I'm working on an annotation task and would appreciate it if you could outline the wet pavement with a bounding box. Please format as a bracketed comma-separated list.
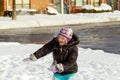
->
[77, 26, 120, 54]
[0, 22, 120, 54]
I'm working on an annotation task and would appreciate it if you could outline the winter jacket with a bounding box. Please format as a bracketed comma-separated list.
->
[30, 33, 80, 75]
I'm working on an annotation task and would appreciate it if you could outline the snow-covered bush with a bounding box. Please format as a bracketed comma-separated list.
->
[81, 3, 112, 13]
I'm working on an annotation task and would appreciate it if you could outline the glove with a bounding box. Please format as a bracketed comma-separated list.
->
[23, 54, 37, 62]
[48, 65, 59, 73]
[23, 57, 32, 62]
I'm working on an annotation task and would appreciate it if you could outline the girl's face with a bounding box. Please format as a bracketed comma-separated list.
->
[57, 35, 67, 46]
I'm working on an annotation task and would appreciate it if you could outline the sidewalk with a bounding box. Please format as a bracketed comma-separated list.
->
[0, 11, 120, 29]
[0, 21, 120, 34]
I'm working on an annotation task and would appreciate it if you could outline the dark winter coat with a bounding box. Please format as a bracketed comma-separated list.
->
[33, 34, 80, 75]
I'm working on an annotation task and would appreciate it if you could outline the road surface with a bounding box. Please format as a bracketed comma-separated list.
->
[0, 21, 120, 54]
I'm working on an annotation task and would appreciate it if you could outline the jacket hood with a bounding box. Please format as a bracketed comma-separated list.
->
[67, 33, 80, 46]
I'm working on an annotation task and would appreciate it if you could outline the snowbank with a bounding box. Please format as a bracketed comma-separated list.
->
[82, 3, 112, 11]
[0, 42, 120, 80]
[0, 10, 120, 29]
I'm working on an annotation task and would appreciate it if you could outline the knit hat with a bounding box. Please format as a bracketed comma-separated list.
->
[58, 27, 73, 43]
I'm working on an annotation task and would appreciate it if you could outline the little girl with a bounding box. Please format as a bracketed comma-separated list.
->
[24, 27, 79, 80]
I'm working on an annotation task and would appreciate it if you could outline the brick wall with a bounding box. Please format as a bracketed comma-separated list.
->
[30, 0, 50, 13]
[87, 0, 91, 4]
[100, 0, 107, 3]
[4, 0, 13, 10]
[118, 0, 120, 10]
[4, 0, 6, 11]
[3, 0, 120, 15]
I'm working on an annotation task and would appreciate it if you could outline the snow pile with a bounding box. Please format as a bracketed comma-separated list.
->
[0, 42, 120, 80]
[95, 3, 112, 11]
[46, 6, 60, 15]
[82, 5, 94, 10]
[82, 3, 112, 11]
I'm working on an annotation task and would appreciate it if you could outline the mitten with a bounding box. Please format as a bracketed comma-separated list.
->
[48, 65, 59, 73]
[23, 57, 32, 62]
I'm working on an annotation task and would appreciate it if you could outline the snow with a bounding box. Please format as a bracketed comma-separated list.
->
[0, 5, 120, 29]
[0, 42, 120, 80]
[82, 3, 112, 11]
[46, 6, 60, 15]
[0, 4, 120, 80]
[82, 5, 95, 10]
[96, 3, 112, 11]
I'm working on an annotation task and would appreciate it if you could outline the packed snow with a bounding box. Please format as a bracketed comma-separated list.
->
[0, 42, 120, 80]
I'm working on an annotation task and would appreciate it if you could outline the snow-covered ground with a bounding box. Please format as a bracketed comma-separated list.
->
[0, 10, 120, 29]
[0, 42, 120, 80]
[0, 3, 120, 80]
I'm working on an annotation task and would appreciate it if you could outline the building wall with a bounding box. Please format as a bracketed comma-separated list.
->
[4, 0, 51, 13]
[100, 0, 107, 3]
[8, 0, 12, 9]
[87, 0, 107, 4]
[30, 0, 50, 13]
[118, 0, 120, 10]
[4, 0, 7, 11]
[4, 0, 11, 11]
[4, 0, 12, 15]
[4, 0, 13, 10]
[3, 0, 120, 15]
[87, 0, 91, 4]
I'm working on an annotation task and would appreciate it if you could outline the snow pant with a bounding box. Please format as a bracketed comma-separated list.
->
[53, 73, 75, 80]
